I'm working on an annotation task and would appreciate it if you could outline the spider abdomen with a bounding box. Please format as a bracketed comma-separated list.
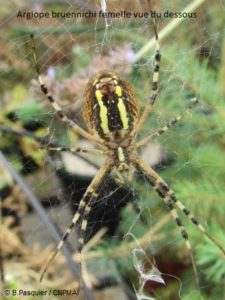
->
[83, 71, 139, 142]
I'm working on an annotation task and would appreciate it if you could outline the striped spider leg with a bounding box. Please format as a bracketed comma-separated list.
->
[40, 160, 114, 282]
[135, 98, 199, 149]
[0, 123, 104, 159]
[39, 145, 105, 156]
[130, 18, 161, 139]
[31, 34, 106, 149]
[133, 154, 225, 286]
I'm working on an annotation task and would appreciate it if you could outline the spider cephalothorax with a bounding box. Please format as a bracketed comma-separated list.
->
[83, 71, 139, 146]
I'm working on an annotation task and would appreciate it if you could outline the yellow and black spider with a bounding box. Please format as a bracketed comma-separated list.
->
[31, 20, 225, 285]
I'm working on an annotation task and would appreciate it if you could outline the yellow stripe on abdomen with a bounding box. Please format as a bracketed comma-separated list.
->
[95, 90, 109, 134]
[117, 97, 129, 130]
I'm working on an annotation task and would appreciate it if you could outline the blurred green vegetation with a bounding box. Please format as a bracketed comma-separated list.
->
[1, 1, 225, 299]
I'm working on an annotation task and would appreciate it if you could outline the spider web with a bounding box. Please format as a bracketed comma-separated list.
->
[1, 0, 225, 299]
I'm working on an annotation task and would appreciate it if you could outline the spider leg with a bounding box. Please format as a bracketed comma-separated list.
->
[133, 155, 225, 285]
[133, 155, 199, 285]
[40, 160, 113, 282]
[0, 124, 103, 169]
[39, 145, 105, 155]
[31, 34, 105, 148]
[135, 98, 198, 149]
[130, 19, 161, 139]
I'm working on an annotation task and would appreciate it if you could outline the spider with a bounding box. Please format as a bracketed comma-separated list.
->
[30, 20, 225, 286]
